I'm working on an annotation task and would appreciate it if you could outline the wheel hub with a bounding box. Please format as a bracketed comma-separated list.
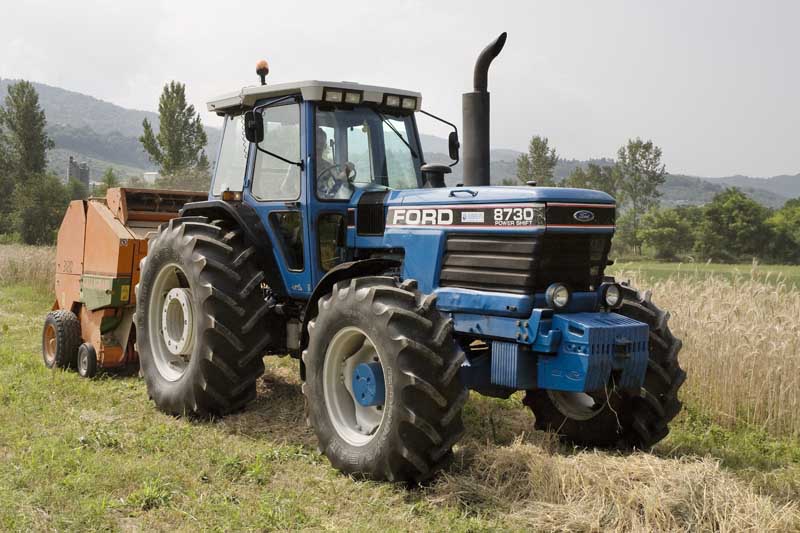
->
[352, 362, 385, 407]
[148, 264, 195, 382]
[161, 288, 194, 356]
[322, 327, 386, 446]
[43, 324, 56, 364]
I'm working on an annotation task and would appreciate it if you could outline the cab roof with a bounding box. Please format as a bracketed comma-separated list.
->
[206, 80, 422, 115]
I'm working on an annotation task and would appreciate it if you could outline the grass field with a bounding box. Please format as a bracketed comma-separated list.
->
[609, 260, 800, 287]
[1, 244, 800, 531]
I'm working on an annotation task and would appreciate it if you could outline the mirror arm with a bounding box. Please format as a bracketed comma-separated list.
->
[255, 144, 304, 170]
[419, 109, 460, 167]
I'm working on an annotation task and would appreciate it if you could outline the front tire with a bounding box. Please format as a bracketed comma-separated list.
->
[135, 216, 271, 417]
[303, 277, 467, 482]
[525, 286, 685, 448]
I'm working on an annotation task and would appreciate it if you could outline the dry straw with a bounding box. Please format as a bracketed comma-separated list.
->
[0, 244, 55, 288]
[429, 437, 800, 532]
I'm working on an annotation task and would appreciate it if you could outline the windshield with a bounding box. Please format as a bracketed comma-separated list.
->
[315, 106, 422, 200]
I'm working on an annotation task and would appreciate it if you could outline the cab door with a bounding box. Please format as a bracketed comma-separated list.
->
[242, 98, 313, 299]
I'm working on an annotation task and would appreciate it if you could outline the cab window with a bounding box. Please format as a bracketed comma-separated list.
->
[212, 114, 247, 196]
[315, 106, 422, 201]
[251, 104, 301, 201]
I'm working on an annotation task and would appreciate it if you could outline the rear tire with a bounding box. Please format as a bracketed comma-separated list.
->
[303, 277, 467, 482]
[525, 286, 685, 448]
[42, 310, 80, 369]
[135, 216, 271, 417]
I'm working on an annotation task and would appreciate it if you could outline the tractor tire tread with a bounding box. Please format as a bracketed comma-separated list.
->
[136, 215, 271, 418]
[304, 277, 466, 482]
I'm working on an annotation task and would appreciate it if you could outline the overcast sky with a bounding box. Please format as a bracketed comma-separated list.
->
[1, 0, 797, 177]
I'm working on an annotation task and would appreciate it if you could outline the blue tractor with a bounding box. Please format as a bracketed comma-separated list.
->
[135, 34, 685, 482]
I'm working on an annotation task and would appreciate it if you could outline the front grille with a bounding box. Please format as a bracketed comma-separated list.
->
[356, 191, 388, 235]
[439, 233, 611, 294]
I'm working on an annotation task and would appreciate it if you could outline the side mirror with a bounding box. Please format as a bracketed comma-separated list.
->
[448, 131, 460, 162]
[244, 110, 264, 143]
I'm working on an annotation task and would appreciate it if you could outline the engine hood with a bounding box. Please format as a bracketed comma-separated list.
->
[383, 186, 616, 207]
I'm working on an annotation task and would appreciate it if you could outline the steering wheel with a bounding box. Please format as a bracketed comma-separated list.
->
[318, 163, 357, 197]
[318, 163, 357, 182]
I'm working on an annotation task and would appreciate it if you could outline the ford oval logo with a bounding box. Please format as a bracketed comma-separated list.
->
[573, 209, 595, 222]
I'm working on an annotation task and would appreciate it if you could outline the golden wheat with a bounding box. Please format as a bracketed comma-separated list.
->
[620, 268, 800, 438]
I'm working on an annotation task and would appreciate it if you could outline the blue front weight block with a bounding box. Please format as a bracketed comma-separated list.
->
[352, 362, 385, 406]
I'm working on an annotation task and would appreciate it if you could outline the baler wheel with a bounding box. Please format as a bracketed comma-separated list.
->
[303, 277, 467, 482]
[525, 286, 685, 449]
[42, 310, 81, 369]
[135, 216, 270, 417]
[77, 343, 98, 378]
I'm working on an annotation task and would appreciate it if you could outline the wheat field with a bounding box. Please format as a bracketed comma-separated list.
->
[616, 267, 800, 438]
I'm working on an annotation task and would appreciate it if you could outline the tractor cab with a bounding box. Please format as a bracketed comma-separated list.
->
[207, 79, 441, 297]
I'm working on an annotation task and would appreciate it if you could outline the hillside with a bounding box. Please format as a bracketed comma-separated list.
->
[1, 78, 796, 206]
[0, 78, 220, 179]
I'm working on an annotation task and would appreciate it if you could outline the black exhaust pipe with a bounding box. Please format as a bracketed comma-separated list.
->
[462, 32, 507, 187]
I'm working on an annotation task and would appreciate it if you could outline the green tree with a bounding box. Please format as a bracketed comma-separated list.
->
[0, 129, 12, 234]
[563, 163, 623, 201]
[0, 81, 53, 176]
[640, 207, 695, 260]
[0, 81, 53, 234]
[766, 198, 800, 263]
[695, 188, 771, 262]
[612, 210, 638, 257]
[616, 138, 666, 254]
[516, 135, 558, 186]
[66, 178, 89, 200]
[13, 174, 68, 244]
[94, 168, 120, 196]
[140, 81, 208, 175]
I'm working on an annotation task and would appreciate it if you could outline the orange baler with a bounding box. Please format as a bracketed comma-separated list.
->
[42, 188, 206, 376]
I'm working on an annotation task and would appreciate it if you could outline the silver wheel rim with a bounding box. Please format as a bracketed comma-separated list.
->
[322, 327, 386, 447]
[79, 348, 88, 375]
[148, 263, 195, 382]
[548, 390, 605, 421]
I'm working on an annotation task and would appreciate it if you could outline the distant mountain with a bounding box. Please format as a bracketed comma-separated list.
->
[661, 174, 789, 208]
[706, 174, 800, 199]
[1, 78, 796, 206]
[421, 136, 795, 208]
[0, 78, 220, 179]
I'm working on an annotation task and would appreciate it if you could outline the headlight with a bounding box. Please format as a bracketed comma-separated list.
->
[545, 283, 570, 311]
[601, 283, 622, 308]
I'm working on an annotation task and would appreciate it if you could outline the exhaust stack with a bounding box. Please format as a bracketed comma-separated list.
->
[462, 32, 507, 187]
